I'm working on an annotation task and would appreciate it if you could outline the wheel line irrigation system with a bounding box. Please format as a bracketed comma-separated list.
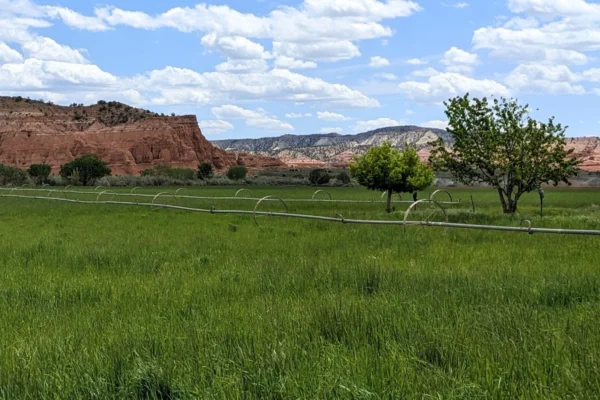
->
[1, 187, 599, 236]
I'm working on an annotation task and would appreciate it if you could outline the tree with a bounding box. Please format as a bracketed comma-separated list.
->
[349, 142, 434, 213]
[337, 171, 351, 185]
[60, 154, 111, 186]
[227, 166, 247, 180]
[429, 94, 581, 213]
[309, 169, 331, 185]
[198, 162, 214, 180]
[27, 163, 52, 185]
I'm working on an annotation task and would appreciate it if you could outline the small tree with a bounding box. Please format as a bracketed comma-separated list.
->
[350, 142, 434, 213]
[309, 169, 330, 185]
[429, 94, 581, 213]
[27, 163, 52, 185]
[336, 171, 351, 185]
[227, 166, 248, 180]
[60, 154, 111, 186]
[198, 162, 214, 180]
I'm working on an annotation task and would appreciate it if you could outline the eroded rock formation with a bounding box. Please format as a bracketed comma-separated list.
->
[0, 97, 284, 175]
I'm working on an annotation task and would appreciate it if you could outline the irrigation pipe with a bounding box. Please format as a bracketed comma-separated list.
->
[0, 188, 461, 205]
[1, 193, 600, 236]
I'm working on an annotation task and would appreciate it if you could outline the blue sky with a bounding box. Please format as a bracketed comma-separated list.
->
[1, 0, 599, 139]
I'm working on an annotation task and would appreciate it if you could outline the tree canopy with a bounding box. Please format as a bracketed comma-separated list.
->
[60, 154, 111, 186]
[27, 163, 52, 185]
[349, 142, 434, 213]
[429, 94, 580, 213]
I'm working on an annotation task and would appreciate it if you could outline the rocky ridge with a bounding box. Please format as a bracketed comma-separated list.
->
[0, 97, 284, 175]
[214, 127, 600, 171]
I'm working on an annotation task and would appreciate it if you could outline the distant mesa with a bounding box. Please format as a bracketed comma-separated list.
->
[212, 127, 600, 172]
[0, 97, 284, 175]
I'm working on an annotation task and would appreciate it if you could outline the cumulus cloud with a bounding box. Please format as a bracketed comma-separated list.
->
[21, 36, 88, 64]
[320, 127, 342, 133]
[407, 58, 428, 65]
[200, 119, 234, 134]
[215, 59, 269, 73]
[274, 56, 317, 70]
[0, 42, 24, 64]
[212, 104, 294, 131]
[201, 33, 271, 60]
[376, 73, 398, 80]
[353, 118, 401, 132]
[421, 120, 448, 129]
[285, 112, 312, 118]
[317, 111, 350, 121]
[273, 41, 360, 62]
[398, 72, 510, 103]
[369, 56, 390, 67]
[505, 64, 585, 94]
[441, 47, 479, 74]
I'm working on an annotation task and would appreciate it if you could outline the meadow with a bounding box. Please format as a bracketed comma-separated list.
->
[0, 186, 599, 399]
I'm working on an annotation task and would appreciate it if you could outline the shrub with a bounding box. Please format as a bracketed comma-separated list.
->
[60, 154, 111, 186]
[142, 164, 196, 181]
[198, 162, 214, 180]
[227, 166, 248, 180]
[336, 171, 351, 185]
[0, 164, 29, 186]
[309, 169, 330, 185]
[27, 163, 52, 185]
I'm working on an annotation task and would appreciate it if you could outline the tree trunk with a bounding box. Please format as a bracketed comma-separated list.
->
[386, 189, 393, 213]
[498, 188, 509, 213]
[498, 188, 520, 213]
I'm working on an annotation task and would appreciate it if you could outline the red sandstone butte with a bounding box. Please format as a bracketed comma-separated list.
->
[0, 97, 285, 175]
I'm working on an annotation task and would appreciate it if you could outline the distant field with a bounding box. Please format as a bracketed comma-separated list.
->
[0, 186, 599, 399]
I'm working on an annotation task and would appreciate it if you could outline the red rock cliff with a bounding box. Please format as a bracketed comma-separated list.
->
[0, 97, 285, 175]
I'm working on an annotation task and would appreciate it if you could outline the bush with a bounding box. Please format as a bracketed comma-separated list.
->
[0, 164, 29, 186]
[142, 164, 196, 181]
[27, 163, 52, 185]
[227, 166, 248, 180]
[60, 154, 111, 186]
[198, 162, 214, 180]
[336, 171, 351, 185]
[309, 169, 330, 185]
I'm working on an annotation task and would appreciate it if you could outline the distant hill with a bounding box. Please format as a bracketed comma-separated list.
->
[212, 126, 453, 168]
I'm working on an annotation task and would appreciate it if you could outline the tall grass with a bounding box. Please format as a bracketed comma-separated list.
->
[0, 187, 599, 398]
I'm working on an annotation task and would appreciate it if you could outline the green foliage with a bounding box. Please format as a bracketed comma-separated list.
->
[336, 171, 351, 185]
[141, 164, 196, 181]
[59, 154, 111, 186]
[198, 162, 214, 180]
[227, 166, 248, 180]
[0, 164, 28, 186]
[430, 94, 581, 213]
[27, 164, 52, 185]
[309, 169, 331, 185]
[349, 142, 434, 212]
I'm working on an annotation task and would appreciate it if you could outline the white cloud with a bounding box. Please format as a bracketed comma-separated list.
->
[317, 111, 350, 121]
[441, 47, 479, 74]
[0, 42, 24, 64]
[302, 0, 421, 21]
[421, 120, 448, 129]
[21, 36, 88, 64]
[201, 33, 270, 60]
[320, 127, 342, 133]
[212, 104, 294, 131]
[369, 56, 390, 67]
[506, 0, 599, 17]
[505, 64, 585, 94]
[43, 6, 109, 31]
[410, 67, 440, 77]
[353, 117, 401, 132]
[407, 58, 428, 65]
[285, 112, 312, 118]
[273, 41, 360, 62]
[376, 73, 398, 80]
[215, 59, 269, 73]
[200, 119, 234, 134]
[274, 56, 317, 70]
[399, 72, 510, 103]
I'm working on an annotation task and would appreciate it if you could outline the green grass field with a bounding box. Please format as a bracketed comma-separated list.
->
[0, 186, 599, 399]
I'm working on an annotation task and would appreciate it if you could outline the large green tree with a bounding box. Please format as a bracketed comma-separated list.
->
[60, 154, 111, 186]
[349, 142, 434, 213]
[27, 163, 52, 185]
[429, 94, 580, 213]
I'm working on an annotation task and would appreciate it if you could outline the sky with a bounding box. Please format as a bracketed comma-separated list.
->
[1, 0, 599, 139]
